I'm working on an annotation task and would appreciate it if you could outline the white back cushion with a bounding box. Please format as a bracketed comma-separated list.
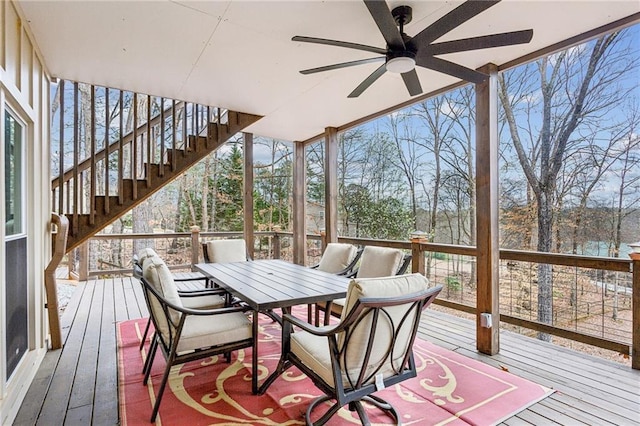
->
[317, 243, 357, 273]
[137, 247, 158, 266]
[291, 273, 430, 388]
[338, 273, 430, 383]
[206, 239, 247, 263]
[355, 246, 403, 278]
[143, 256, 183, 330]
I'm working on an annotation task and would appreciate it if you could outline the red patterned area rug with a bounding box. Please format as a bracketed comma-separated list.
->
[118, 311, 553, 425]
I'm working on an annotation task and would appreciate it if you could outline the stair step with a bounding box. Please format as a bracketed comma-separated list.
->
[94, 195, 121, 212]
[61, 110, 263, 252]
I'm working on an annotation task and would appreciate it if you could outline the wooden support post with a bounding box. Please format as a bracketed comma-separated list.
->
[411, 240, 425, 275]
[190, 226, 200, 270]
[475, 63, 500, 355]
[292, 141, 307, 265]
[243, 133, 255, 259]
[630, 253, 640, 369]
[324, 127, 338, 244]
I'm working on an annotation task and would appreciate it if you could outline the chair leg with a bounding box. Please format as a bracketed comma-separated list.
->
[306, 395, 400, 426]
[143, 334, 158, 382]
[314, 304, 321, 326]
[150, 346, 179, 422]
[351, 401, 372, 426]
[361, 395, 399, 424]
[323, 301, 333, 326]
[139, 317, 151, 350]
[306, 395, 343, 426]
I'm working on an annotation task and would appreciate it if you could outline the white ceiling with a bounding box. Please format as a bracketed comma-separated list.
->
[17, 0, 640, 142]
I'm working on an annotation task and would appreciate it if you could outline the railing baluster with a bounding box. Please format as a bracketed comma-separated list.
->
[104, 87, 110, 214]
[118, 90, 124, 205]
[183, 103, 188, 154]
[147, 94, 151, 187]
[160, 97, 165, 176]
[73, 83, 79, 224]
[171, 100, 176, 171]
[89, 85, 96, 225]
[58, 80, 65, 215]
[132, 92, 138, 200]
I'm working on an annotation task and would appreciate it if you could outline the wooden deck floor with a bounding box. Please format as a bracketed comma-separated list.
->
[13, 276, 640, 425]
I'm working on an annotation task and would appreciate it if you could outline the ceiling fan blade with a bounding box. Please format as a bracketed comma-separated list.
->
[402, 69, 422, 96]
[416, 55, 487, 84]
[348, 63, 387, 98]
[428, 30, 533, 55]
[300, 57, 385, 75]
[363, 0, 405, 50]
[412, 0, 501, 46]
[292, 36, 386, 55]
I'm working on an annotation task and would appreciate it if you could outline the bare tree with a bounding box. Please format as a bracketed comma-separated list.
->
[498, 31, 636, 339]
[386, 113, 424, 230]
[412, 97, 457, 240]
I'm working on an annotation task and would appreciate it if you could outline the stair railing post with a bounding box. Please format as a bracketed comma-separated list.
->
[78, 242, 89, 282]
[320, 230, 327, 252]
[630, 252, 640, 370]
[411, 238, 426, 275]
[191, 226, 201, 270]
[272, 231, 281, 260]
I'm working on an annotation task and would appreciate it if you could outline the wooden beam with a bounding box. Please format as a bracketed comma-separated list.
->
[243, 132, 255, 259]
[324, 127, 338, 244]
[292, 141, 307, 265]
[44, 214, 69, 349]
[475, 63, 500, 355]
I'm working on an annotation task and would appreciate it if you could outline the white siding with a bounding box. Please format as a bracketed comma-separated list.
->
[0, 1, 51, 424]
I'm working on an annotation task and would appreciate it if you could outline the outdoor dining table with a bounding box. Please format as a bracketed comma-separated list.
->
[194, 259, 351, 394]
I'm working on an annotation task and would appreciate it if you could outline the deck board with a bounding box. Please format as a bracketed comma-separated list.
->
[14, 276, 640, 425]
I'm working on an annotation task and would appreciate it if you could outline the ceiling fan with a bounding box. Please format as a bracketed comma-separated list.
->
[292, 0, 533, 98]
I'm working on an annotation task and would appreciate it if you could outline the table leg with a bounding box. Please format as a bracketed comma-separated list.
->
[258, 306, 292, 395]
[252, 310, 259, 394]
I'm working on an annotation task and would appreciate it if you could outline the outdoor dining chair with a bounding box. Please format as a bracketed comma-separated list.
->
[202, 238, 251, 263]
[311, 243, 362, 275]
[133, 248, 227, 352]
[263, 274, 442, 425]
[139, 255, 254, 422]
[316, 246, 411, 325]
[310, 243, 363, 323]
[202, 239, 252, 287]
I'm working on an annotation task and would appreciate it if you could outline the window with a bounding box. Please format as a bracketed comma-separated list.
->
[4, 109, 23, 236]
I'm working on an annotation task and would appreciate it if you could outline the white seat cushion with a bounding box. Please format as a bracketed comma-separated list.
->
[356, 246, 404, 278]
[291, 274, 430, 388]
[206, 239, 247, 263]
[317, 243, 357, 274]
[177, 311, 252, 354]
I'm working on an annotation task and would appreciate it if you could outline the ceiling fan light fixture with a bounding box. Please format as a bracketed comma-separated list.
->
[386, 56, 415, 73]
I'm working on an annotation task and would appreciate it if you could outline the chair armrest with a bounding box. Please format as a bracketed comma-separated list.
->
[143, 278, 248, 317]
[177, 288, 227, 297]
[282, 313, 337, 336]
[180, 304, 252, 316]
[174, 275, 208, 282]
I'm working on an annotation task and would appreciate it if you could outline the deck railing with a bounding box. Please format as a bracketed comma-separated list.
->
[67, 230, 638, 368]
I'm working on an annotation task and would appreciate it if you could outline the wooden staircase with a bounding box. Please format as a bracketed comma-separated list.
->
[51, 82, 261, 253]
